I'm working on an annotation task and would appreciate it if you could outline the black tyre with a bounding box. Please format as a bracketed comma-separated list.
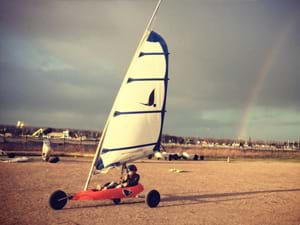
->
[145, 190, 160, 208]
[173, 154, 179, 160]
[168, 155, 173, 161]
[193, 154, 199, 160]
[7, 153, 15, 158]
[49, 190, 68, 210]
[49, 156, 60, 163]
[112, 199, 121, 205]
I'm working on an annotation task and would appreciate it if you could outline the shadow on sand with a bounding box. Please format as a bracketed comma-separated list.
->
[159, 188, 300, 208]
[63, 199, 145, 210]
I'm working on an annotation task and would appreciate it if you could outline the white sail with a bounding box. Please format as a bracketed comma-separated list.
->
[96, 30, 169, 169]
[83, 0, 166, 190]
[42, 138, 52, 161]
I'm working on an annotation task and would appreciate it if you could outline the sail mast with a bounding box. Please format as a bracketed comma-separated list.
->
[83, 0, 163, 191]
[134, 0, 162, 53]
[83, 127, 107, 190]
[145, 0, 162, 32]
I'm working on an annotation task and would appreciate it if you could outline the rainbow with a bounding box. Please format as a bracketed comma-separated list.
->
[237, 14, 297, 140]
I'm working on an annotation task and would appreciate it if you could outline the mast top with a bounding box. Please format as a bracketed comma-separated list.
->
[145, 0, 163, 32]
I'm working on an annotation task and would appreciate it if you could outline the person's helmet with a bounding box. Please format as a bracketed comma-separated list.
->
[127, 164, 137, 172]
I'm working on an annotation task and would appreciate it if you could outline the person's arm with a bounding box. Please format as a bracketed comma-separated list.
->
[116, 176, 128, 188]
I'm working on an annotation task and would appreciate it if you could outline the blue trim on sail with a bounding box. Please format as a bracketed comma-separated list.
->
[102, 142, 156, 154]
[95, 157, 104, 170]
[127, 77, 168, 83]
[147, 31, 169, 152]
[114, 110, 165, 117]
[148, 31, 169, 56]
[139, 52, 169, 57]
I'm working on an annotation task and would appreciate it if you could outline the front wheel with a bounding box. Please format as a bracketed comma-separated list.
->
[49, 190, 68, 210]
[145, 190, 160, 208]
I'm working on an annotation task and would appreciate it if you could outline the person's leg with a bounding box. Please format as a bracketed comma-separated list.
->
[97, 182, 111, 190]
[103, 182, 111, 187]
[107, 181, 118, 189]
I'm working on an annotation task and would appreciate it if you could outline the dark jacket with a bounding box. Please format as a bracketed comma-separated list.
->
[123, 173, 140, 187]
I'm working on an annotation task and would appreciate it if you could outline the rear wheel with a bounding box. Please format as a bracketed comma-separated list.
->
[112, 199, 121, 205]
[145, 190, 160, 208]
[49, 190, 68, 210]
[49, 156, 60, 163]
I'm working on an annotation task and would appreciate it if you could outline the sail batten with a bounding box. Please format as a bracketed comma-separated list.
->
[139, 52, 168, 57]
[114, 110, 165, 117]
[102, 142, 157, 154]
[127, 77, 167, 83]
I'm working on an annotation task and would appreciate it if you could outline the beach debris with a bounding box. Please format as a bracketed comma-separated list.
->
[169, 168, 187, 173]
[0, 149, 7, 156]
[0, 149, 28, 162]
[0, 156, 30, 163]
[0, 149, 15, 158]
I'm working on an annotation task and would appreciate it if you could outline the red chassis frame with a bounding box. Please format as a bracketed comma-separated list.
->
[71, 183, 144, 201]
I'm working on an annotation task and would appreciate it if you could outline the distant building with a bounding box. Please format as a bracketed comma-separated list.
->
[48, 132, 64, 139]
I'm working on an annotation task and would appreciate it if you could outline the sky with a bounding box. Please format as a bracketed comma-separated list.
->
[0, 0, 299, 141]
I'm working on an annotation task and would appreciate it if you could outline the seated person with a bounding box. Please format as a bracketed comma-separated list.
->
[100, 164, 140, 190]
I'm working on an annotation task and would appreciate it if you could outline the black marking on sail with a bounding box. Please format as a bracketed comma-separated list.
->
[114, 110, 164, 117]
[127, 77, 168, 83]
[139, 52, 169, 57]
[102, 142, 157, 153]
[141, 89, 156, 107]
